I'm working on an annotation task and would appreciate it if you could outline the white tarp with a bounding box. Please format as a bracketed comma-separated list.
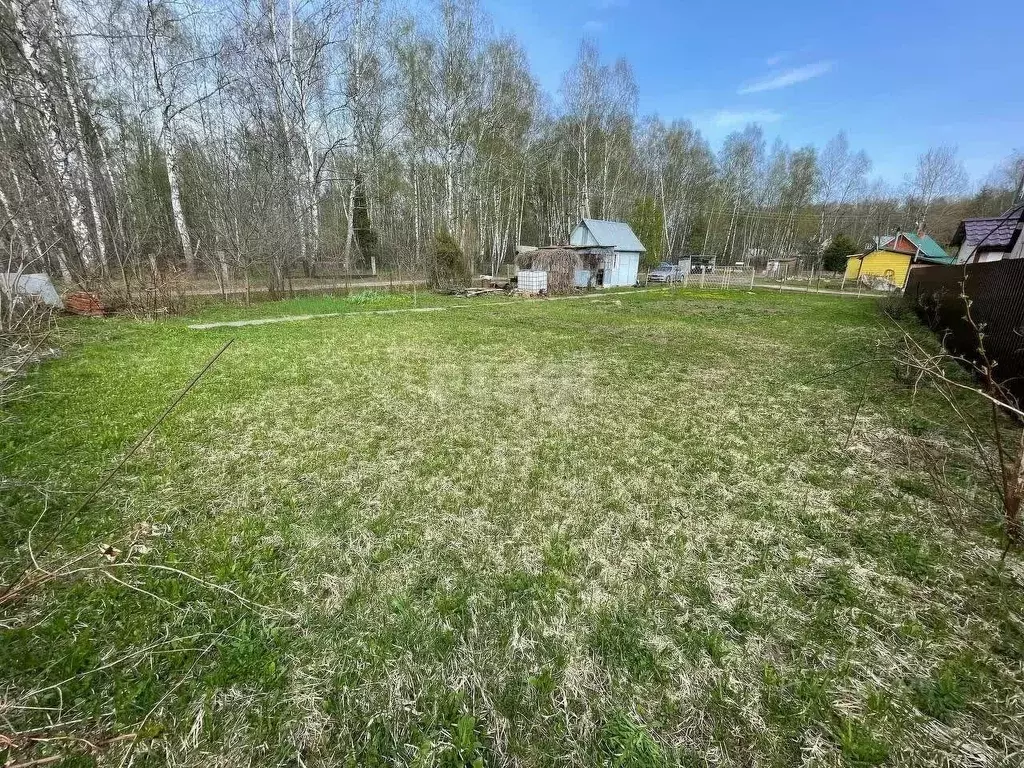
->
[1, 273, 63, 308]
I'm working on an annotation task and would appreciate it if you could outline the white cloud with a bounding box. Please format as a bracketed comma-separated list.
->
[765, 52, 788, 66]
[582, 19, 606, 34]
[594, 0, 627, 8]
[738, 61, 833, 94]
[708, 109, 783, 129]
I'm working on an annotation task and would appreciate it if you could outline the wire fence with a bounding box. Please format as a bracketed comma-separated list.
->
[637, 266, 896, 296]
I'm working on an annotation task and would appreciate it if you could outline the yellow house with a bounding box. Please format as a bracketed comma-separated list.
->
[844, 250, 912, 287]
[844, 232, 955, 289]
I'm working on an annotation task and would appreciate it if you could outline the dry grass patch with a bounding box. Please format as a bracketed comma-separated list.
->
[2, 288, 1023, 767]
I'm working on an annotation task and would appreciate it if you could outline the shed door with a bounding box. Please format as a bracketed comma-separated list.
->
[623, 252, 639, 285]
[611, 252, 638, 286]
[600, 253, 618, 286]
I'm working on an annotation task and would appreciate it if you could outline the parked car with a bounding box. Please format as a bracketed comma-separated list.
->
[648, 262, 687, 282]
[690, 257, 714, 274]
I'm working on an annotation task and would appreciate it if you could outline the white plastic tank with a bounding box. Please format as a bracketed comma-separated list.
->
[518, 270, 548, 294]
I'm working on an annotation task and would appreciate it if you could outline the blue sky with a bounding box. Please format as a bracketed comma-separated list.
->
[482, 0, 1023, 187]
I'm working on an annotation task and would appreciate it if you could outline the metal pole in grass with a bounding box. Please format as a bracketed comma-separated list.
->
[806, 266, 813, 292]
[749, 266, 755, 289]
[844, 384, 869, 450]
[683, 268, 689, 288]
[0, 338, 236, 601]
[699, 267, 705, 289]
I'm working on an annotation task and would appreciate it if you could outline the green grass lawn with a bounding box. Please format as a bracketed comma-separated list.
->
[3, 288, 1023, 766]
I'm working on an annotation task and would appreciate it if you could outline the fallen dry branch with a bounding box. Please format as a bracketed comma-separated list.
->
[3, 732, 138, 768]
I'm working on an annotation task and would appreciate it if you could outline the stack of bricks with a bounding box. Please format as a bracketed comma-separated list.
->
[64, 291, 108, 316]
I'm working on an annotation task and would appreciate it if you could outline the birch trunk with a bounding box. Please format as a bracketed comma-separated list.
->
[412, 159, 421, 270]
[302, 133, 318, 271]
[343, 177, 357, 276]
[9, 0, 94, 274]
[161, 131, 194, 274]
[266, 0, 306, 274]
[0, 119, 48, 270]
[0, 182, 45, 270]
[580, 121, 591, 218]
[444, 134, 456, 233]
[49, 0, 106, 274]
[516, 164, 526, 248]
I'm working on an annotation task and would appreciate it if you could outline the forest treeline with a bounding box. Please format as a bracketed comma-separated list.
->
[2, 0, 1022, 293]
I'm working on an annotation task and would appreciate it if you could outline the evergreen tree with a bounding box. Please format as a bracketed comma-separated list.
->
[629, 195, 665, 267]
[351, 174, 380, 272]
[822, 233, 859, 272]
[428, 229, 468, 289]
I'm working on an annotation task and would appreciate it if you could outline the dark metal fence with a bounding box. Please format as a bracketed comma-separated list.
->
[905, 260, 1024, 402]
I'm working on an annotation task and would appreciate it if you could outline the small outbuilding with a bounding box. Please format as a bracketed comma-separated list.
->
[844, 231, 954, 290]
[764, 257, 798, 278]
[516, 247, 601, 293]
[569, 218, 645, 287]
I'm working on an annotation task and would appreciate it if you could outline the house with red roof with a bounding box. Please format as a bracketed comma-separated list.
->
[844, 229, 954, 290]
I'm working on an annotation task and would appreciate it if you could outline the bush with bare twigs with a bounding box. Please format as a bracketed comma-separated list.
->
[885, 294, 1024, 553]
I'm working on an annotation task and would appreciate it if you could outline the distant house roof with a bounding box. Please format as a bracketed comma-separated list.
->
[875, 231, 954, 264]
[951, 204, 1024, 249]
[902, 232, 953, 263]
[577, 218, 647, 252]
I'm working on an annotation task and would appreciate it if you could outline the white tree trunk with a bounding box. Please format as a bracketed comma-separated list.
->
[580, 121, 591, 218]
[444, 135, 456, 233]
[412, 157, 421, 270]
[49, 0, 106, 273]
[9, 0, 94, 274]
[343, 177, 357, 275]
[0, 181, 49, 272]
[161, 133, 194, 274]
[0, 123, 48, 271]
[302, 133, 318, 261]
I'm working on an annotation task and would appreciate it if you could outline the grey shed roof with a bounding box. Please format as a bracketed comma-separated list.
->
[579, 218, 646, 252]
[952, 204, 1024, 249]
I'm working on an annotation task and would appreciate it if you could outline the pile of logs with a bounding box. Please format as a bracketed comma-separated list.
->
[448, 286, 509, 297]
[64, 291, 108, 316]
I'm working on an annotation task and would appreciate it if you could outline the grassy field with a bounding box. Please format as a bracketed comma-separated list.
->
[2, 288, 1023, 767]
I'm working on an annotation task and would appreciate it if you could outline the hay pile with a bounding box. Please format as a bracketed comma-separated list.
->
[516, 247, 600, 294]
